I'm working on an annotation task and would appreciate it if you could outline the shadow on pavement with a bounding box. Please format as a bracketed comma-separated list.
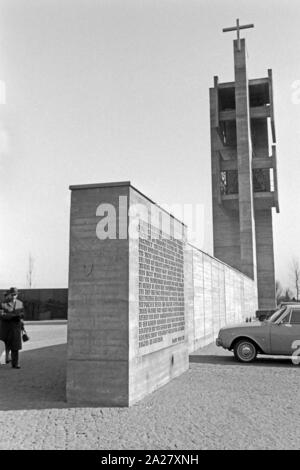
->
[0, 344, 68, 411]
[0, 344, 131, 411]
[1, 343, 296, 411]
[189, 353, 295, 368]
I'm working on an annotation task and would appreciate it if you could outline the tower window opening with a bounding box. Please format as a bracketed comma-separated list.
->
[249, 83, 270, 107]
[252, 168, 271, 192]
[220, 170, 238, 195]
[220, 121, 237, 147]
[219, 87, 236, 111]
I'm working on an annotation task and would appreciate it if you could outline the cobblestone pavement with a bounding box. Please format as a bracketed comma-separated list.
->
[0, 324, 299, 450]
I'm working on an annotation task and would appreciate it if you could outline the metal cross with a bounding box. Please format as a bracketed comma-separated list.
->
[223, 19, 254, 50]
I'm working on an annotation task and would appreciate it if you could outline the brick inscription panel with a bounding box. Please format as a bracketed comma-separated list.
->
[138, 220, 185, 354]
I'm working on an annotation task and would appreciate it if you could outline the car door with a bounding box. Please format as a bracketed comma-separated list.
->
[270, 308, 300, 355]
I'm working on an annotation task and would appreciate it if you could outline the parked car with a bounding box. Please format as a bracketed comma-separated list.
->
[216, 302, 300, 362]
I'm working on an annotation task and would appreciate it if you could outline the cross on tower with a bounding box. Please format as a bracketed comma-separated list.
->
[223, 19, 254, 50]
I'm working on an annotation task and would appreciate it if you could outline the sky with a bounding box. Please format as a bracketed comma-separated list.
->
[0, 0, 299, 291]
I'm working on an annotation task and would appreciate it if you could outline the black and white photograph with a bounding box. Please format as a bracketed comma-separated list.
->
[0, 0, 299, 453]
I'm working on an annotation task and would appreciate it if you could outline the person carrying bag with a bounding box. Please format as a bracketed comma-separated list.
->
[0, 291, 12, 363]
[0, 287, 26, 369]
[22, 325, 29, 343]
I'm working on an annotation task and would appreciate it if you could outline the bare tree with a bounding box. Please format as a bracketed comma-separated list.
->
[26, 253, 34, 288]
[291, 258, 300, 301]
[282, 288, 293, 302]
[275, 280, 283, 305]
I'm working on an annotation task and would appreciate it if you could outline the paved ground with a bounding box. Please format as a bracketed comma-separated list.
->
[0, 323, 299, 450]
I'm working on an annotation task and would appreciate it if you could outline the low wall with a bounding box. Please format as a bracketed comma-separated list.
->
[185, 245, 258, 353]
[0, 289, 68, 320]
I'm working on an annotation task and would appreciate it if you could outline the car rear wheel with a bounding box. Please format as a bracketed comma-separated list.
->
[234, 339, 257, 363]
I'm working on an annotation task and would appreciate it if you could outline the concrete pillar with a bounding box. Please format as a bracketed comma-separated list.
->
[234, 38, 256, 280]
[66, 183, 130, 406]
[255, 209, 276, 309]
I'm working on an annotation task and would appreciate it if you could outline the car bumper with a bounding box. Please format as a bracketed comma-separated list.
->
[216, 338, 222, 347]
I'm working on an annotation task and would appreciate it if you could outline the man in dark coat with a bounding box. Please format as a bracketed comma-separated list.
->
[0, 291, 12, 363]
[0, 287, 25, 369]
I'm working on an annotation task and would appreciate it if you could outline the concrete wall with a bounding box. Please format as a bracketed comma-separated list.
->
[128, 186, 189, 405]
[67, 183, 130, 406]
[186, 244, 258, 353]
[67, 182, 189, 406]
[67, 181, 258, 406]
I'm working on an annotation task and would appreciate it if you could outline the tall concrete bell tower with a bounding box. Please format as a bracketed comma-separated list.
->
[210, 20, 279, 310]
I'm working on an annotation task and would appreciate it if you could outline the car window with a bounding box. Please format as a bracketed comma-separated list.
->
[268, 306, 287, 323]
[281, 311, 291, 323]
[290, 309, 300, 324]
